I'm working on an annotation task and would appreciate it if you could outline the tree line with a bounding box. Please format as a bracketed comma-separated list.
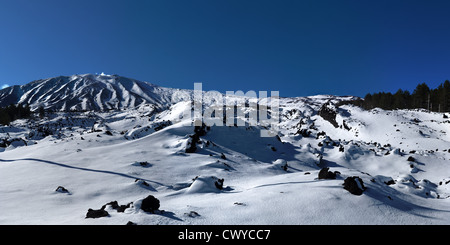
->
[351, 80, 450, 112]
[0, 80, 449, 126]
[0, 104, 32, 125]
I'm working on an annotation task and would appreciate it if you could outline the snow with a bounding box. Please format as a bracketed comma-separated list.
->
[0, 75, 450, 225]
[0, 74, 179, 111]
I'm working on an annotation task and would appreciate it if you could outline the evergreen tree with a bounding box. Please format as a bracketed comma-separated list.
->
[412, 83, 430, 109]
[363, 93, 373, 110]
[0, 110, 11, 125]
[443, 80, 450, 112]
[358, 80, 449, 112]
[0, 104, 32, 125]
[393, 89, 411, 109]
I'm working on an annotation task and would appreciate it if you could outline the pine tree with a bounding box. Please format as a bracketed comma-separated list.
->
[0, 110, 11, 125]
[412, 83, 430, 109]
[0, 104, 32, 125]
[393, 89, 411, 109]
[363, 93, 373, 109]
[443, 80, 450, 112]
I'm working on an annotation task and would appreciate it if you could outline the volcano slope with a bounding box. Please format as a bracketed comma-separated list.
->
[0, 89, 450, 224]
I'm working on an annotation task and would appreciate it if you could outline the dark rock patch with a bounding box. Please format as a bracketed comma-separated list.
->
[55, 186, 69, 193]
[86, 208, 109, 219]
[102, 201, 132, 213]
[318, 101, 339, 128]
[135, 178, 150, 187]
[214, 178, 224, 190]
[297, 128, 311, 137]
[384, 179, 395, 185]
[140, 195, 160, 213]
[136, 161, 151, 167]
[342, 120, 351, 130]
[194, 122, 208, 136]
[185, 133, 199, 153]
[318, 167, 338, 180]
[316, 131, 326, 139]
[343, 176, 366, 195]
[154, 120, 172, 131]
[184, 211, 201, 218]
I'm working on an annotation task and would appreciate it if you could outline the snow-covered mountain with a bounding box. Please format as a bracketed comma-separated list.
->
[0, 74, 185, 111]
[1, 74, 450, 225]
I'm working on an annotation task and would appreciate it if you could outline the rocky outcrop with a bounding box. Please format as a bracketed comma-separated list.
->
[318, 100, 339, 128]
[343, 176, 366, 195]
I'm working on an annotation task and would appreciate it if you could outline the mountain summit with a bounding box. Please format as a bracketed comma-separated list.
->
[0, 74, 179, 111]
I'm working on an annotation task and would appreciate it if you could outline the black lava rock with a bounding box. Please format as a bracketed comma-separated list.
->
[140, 195, 160, 213]
[102, 201, 132, 213]
[318, 167, 337, 179]
[86, 208, 109, 219]
[214, 178, 224, 190]
[185, 134, 199, 153]
[318, 101, 339, 128]
[55, 186, 69, 193]
[194, 122, 208, 136]
[343, 176, 366, 195]
[297, 128, 311, 137]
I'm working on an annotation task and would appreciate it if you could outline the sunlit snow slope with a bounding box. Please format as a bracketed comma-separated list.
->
[0, 75, 449, 225]
[0, 74, 186, 111]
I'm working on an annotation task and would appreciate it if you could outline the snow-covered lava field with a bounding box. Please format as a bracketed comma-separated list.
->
[1, 75, 450, 225]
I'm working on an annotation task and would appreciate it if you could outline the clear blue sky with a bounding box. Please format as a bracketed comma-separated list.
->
[1, 0, 450, 97]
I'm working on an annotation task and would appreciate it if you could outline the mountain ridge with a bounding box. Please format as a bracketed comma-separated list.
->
[0, 74, 181, 111]
[0, 74, 361, 113]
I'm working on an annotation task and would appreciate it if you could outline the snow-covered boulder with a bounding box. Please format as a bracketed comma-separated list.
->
[272, 159, 288, 171]
[186, 176, 224, 194]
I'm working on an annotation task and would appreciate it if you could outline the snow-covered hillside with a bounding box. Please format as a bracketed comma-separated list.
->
[0, 74, 186, 111]
[0, 75, 450, 225]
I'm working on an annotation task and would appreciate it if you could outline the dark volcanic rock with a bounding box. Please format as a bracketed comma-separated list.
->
[407, 156, 415, 162]
[318, 101, 339, 128]
[86, 208, 109, 219]
[343, 176, 366, 195]
[297, 128, 311, 137]
[55, 186, 69, 193]
[185, 133, 199, 153]
[318, 167, 337, 179]
[102, 201, 132, 213]
[194, 122, 208, 136]
[214, 178, 224, 190]
[140, 195, 160, 213]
